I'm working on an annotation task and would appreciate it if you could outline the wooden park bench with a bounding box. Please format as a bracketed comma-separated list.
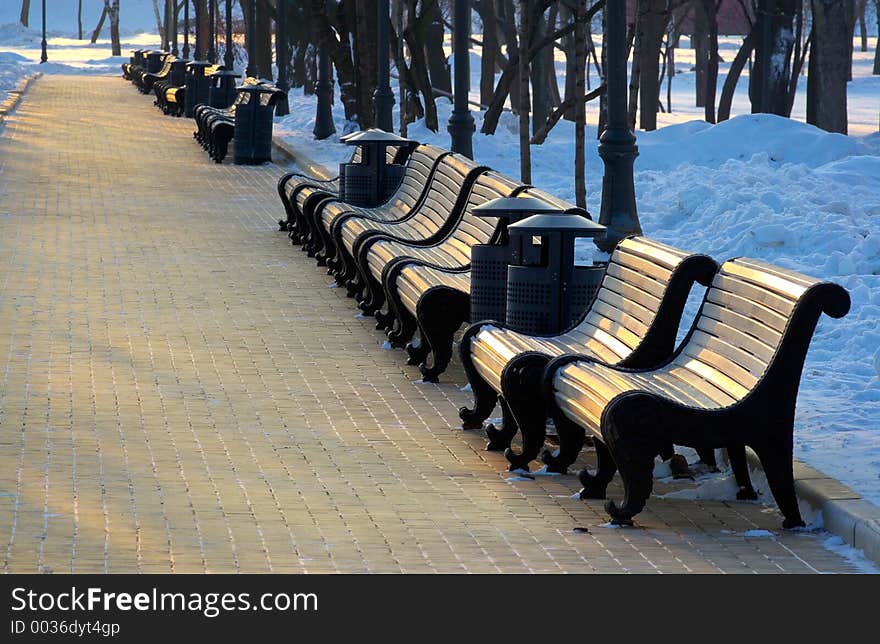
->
[193, 79, 282, 163]
[455, 236, 717, 474]
[156, 63, 223, 117]
[279, 144, 415, 245]
[300, 144, 450, 263]
[138, 54, 176, 94]
[325, 152, 489, 289]
[277, 145, 364, 235]
[542, 257, 850, 529]
[379, 186, 570, 382]
[350, 172, 532, 381]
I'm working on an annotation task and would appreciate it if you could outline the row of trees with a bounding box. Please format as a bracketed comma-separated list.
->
[19, 1, 877, 195]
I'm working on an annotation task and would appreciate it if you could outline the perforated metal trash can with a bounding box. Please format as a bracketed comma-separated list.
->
[233, 85, 284, 165]
[146, 51, 165, 74]
[469, 196, 564, 324]
[169, 59, 187, 86]
[505, 213, 606, 335]
[339, 129, 415, 206]
[185, 61, 214, 117]
[208, 70, 241, 108]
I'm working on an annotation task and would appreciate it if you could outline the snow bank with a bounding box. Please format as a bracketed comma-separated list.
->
[0, 50, 30, 104]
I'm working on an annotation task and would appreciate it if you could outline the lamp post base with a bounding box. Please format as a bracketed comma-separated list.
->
[596, 127, 640, 253]
[447, 110, 475, 160]
[373, 87, 395, 134]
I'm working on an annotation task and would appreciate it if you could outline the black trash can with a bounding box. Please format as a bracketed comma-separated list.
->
[505, 213, 606, 335]
[169, 59, 187, 87]
[469, 196, 565, 324]
[208, 70, 241, 109]
[233, 85, 284, 165]
[184, 61, 215, 117]
[145, 50, 165, 74]
[339, 129, 413, 206]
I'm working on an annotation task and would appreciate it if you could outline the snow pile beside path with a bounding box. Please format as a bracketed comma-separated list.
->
[0, 22, 43, 47]
[0, 51, 30, 103]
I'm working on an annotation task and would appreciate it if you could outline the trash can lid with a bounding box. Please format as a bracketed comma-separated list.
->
[210, 69, 241, 77]
[509, 212, 606, 234]
[472, 196, 563, 217]
[187, 60, 214, 67]
[342, 128, 413, 145]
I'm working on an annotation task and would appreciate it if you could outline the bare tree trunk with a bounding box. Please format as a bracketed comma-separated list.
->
[92, 7, 108, 43]
[474, 0, 499, 105]
[693, 0, 708, 107]
[499, 0, 521, 111]
[718, 33, 754, 121]
[751, 0, 797, 115]
[403, 0, 439, 131]
[856, 0, 868, 51]
[702, 0, 719, 123]
[518, 0, 531, 183]
[808, 0, 855, 134]
[425, 0, 451, 95]
[153, 0, 165, 46]
[530, 8, 550, 135]
[636, 0, 671, 131]
[874, 0, 880, 74]
[627, 13, 641, 131]
[20, 0, 30, 28]
[309, 0, 359, 123]
[107, 0, 121, 56]
[255, 0, 273, 79]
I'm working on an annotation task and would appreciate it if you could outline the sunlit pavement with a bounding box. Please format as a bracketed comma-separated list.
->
[0, 76, 867, 573]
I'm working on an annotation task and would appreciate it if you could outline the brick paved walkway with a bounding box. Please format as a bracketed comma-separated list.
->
[0, 76, 862, 573]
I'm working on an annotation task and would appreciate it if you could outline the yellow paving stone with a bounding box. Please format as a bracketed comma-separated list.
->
[0, 75, 868, 575]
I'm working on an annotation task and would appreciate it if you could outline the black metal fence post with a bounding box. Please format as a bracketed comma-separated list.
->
[373, 0, 395, 132]
[447, 0, 475, 158]
[314, 48, 336, 140]
[596, 0, 641, 252]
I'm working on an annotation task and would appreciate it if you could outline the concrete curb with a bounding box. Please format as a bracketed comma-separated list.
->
[269, 133, 880, 570]
[271, 136, 334, 180]
[750, 452, 880, 567]
[0, 73, 42, 125]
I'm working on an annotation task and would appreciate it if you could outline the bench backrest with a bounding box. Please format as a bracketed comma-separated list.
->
[565, 237, 716, 367]
[395, 153, 484, 235]
[434, 172, 526, 263]
[670, 257, 850, 407]
[378, 144, 449, 212]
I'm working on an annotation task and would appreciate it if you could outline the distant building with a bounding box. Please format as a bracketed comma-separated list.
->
[626, 1, 752, 36]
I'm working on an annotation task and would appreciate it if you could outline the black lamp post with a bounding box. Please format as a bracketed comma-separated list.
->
[246, 0, 256, 76]
[373, 0, 395, 132]
[183, 1, 190, 59]
[275, 0, 289, 116]
[40, 0, 47, 63]
[224, 0, 234, 69]
[207, 0, 216, 63]
[596, 0, 641, 252]
[447, 0, 475, 158]
[314, 48, 336, 140]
